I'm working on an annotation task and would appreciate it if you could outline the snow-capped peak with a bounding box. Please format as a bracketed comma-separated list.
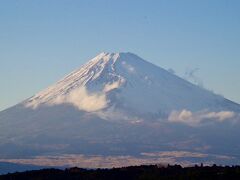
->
[24, 52, 126, 109]
[24, 52, 240, 119]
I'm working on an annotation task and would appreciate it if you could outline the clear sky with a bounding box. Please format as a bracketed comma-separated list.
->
[0, 0, 240, 111]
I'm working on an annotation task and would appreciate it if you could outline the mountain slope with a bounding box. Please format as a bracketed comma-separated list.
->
[0, 52, 240, 167]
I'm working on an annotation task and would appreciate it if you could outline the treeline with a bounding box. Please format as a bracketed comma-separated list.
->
[1, 164, 240, 180]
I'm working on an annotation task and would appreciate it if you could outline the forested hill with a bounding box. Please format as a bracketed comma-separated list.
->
[1, 165, 240, 180]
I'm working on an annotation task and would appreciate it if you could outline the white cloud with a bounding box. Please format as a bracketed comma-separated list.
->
[204, 111, 235, 122]
[52, 86, 108, 112]
[103, 78, 125, 93]
[104, 81, 120, 92]
[168, 109, 236, 126]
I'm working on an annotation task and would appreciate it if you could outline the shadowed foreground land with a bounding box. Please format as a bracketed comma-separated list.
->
[1, 165, 240, 180]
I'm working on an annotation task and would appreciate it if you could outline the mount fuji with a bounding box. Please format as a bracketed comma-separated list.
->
[0, 52, 240, 168]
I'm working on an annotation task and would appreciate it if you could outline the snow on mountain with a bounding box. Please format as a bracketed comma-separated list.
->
[23, 52, 240, 123]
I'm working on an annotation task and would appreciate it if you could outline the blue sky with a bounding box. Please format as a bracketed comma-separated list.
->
[0, 0, 240, 111]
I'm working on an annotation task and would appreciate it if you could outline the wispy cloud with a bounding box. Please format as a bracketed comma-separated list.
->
[185, 68, 203, 87]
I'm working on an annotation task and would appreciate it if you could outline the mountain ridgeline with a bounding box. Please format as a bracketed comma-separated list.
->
[1, 165, 240, 180]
